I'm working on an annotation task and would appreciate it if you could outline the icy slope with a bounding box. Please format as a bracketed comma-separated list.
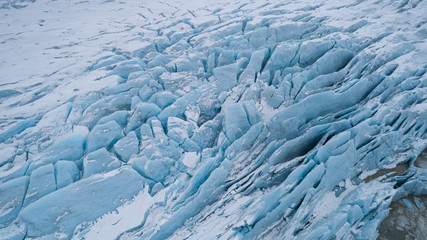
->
[0, 0, 426, 239]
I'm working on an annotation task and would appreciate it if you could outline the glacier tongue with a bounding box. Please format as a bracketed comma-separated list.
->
[0, 0, 427, 239]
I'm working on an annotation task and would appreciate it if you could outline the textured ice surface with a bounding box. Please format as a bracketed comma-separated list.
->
[0, 0, 426, 239]
[19, 167, 145, 238]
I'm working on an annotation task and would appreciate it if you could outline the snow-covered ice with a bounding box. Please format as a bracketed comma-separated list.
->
[0, 0, 426, 239]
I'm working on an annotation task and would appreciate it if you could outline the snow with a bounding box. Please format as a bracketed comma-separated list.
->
[0, 146, 15, 167]
[181, 152, 199, 169]
[0, 0, 427, 239]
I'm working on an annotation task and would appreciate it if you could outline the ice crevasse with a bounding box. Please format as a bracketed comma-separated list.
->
[0, 0, 426, 239]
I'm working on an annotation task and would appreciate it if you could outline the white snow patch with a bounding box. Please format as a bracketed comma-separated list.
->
[182, 152, 200, 168]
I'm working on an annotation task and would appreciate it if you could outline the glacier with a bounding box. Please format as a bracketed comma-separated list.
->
[0, 0, 426, 239]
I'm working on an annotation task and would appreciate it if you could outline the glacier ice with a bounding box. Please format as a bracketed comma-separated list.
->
[18, 167, 145, 238]
[0, 0, 426, 239]
[22, 164, 56, 207]
[167, 117, 194, 144]
[0, 177, 29, 228]
[86, 121, 124, 153]
[113, 131, 139, 162]
[83, 148, 121, 178]
[55, 161, 80, 189]
[0, 223, 26, 240]
[131, 156, 173, 183]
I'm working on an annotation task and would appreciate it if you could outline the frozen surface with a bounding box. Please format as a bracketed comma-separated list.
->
[0, 0, 426, 239]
